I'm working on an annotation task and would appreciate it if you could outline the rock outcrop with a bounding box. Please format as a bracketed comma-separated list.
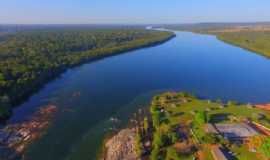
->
[0, 105, 57, 159]
[104, 128, 138, 160]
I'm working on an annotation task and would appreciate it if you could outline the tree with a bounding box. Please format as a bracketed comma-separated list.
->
[0, 73, 7, 88]
[151, 108, 161, 129]
[0, 95, 11, 118]
[165, 147, 181, 160]
[168, 132, 179, 144]
[194, 111, 207, 125]
[135, 130, 143, 157]
[143, 117, 149, 133]
[153, 131, 164, 148]
[150, 147, 160, 160]
[0, 29, 174, 120]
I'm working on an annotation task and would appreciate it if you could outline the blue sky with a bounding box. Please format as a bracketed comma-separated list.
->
[1, 0, 270, 24]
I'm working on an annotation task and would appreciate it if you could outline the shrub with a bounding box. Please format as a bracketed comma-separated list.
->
[259, 137, 270, 158]
[165, 147, 181, 160]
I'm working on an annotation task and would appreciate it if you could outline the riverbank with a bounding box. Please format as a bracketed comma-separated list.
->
[193, 29, 270, 59]
[0, 30, 175, 122]
[195, 28, 270, 58]
[103, 92, 270, 160]
[165, 24, 270, 58]
[9, 30, 270, 160]
[101, 128, 138, 160]
[0, 105, 57, 159]
[215, 32, 270, 58]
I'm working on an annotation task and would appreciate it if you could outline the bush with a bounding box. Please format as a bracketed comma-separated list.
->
[168, 132, 179, 144]
[150, 147, 160, 160]
[143, 117, 149, 132]
[153, 131, 164, 148]
[194, 111, 207, 125]
[165, 147, 181, 160]
[259, 137, 270, 158]
[135, 131, 143, 157]
[203, 133, 217, 144]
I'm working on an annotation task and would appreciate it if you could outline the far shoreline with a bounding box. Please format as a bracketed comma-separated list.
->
[2, 30, 176, 124]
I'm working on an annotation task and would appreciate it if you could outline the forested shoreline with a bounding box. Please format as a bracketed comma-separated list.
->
[0, 29, 175, 121]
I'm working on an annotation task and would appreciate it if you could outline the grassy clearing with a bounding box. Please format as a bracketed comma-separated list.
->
[216, 31, 270, 58]
[230, 145, 258, 160]
[168, 24, 270, 58]
[140, 92, 270, 160]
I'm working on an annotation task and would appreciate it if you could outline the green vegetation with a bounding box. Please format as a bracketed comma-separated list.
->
[135, 92, 270, 160]
[200, 29, 270, 58]
[194, 111, 208, 125]
[150, 131, 164, 160]
[143, 117, 149, 132]
[259, 137, 270, 158]
[135, 128, 143, 157]
[165, 147, 181, 160]
[166, 23, 270, 58]
[216, 31, 270, 58]
[0, 29, 174, 120]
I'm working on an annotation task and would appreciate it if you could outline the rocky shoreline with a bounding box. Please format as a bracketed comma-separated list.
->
[102, 128, 139, 160]
[0, 105, 57, 160]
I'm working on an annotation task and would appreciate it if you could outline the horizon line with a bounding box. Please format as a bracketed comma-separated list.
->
[1, 21, 270, 26]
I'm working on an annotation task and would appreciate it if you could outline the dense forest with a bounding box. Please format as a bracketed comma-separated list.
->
[0, 29, 175, 120]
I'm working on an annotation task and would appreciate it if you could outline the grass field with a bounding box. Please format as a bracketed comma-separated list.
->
[166, 24, 270, 58]
[164, 96, 270, 128]
[216, 31, 270, 58]
[142, 92, 270, 160]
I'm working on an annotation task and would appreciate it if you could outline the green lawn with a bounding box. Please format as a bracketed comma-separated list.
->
[166, 98, 270, 128]
[231, 145, 258, 160]
[146, 92, 270, 160]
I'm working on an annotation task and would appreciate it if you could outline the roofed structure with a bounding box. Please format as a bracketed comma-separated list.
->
[207, 123, 258, 141]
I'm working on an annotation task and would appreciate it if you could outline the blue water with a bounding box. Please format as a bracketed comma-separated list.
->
[10, 31, 270, 160]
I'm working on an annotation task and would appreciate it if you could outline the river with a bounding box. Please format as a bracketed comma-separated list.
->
[9, 31, 270, 160]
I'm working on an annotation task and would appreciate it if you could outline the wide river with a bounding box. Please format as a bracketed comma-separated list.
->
[9, 31, 270, 160]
